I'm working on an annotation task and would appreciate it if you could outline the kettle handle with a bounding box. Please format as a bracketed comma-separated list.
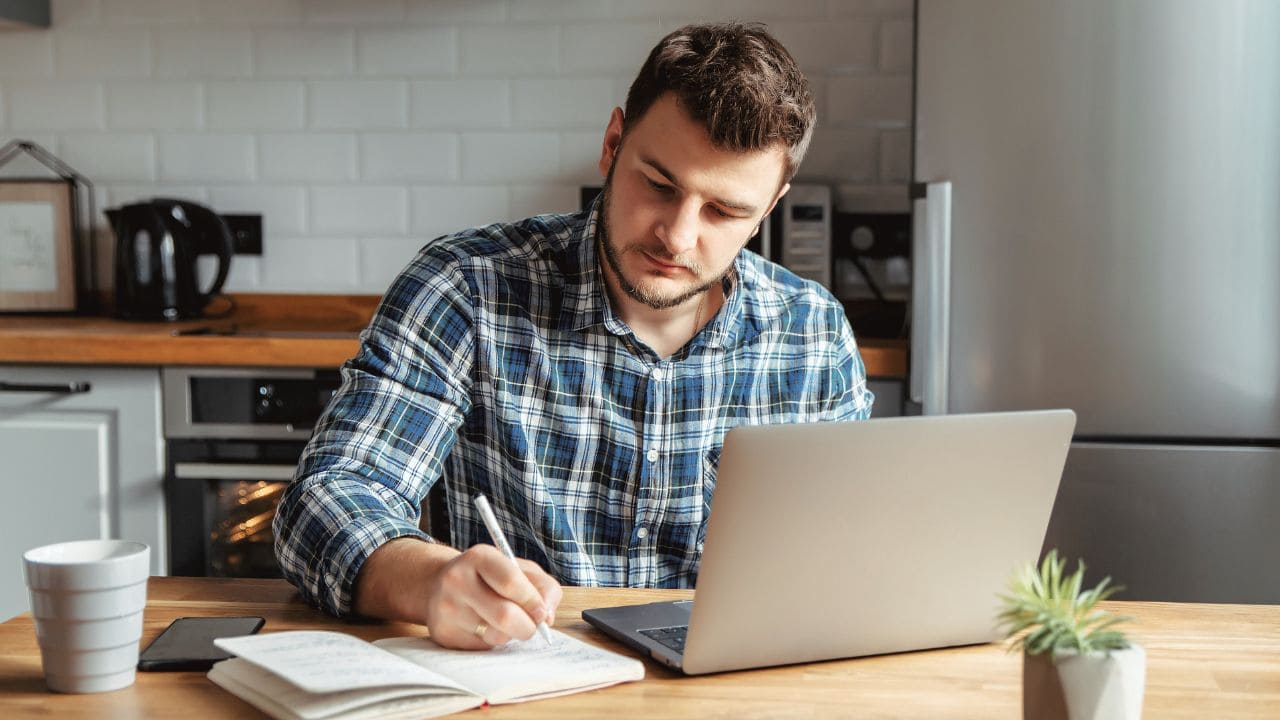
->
[153, 198, 235, 303]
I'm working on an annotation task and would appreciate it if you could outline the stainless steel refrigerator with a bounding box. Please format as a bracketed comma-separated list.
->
[910, 0, 1279, 602]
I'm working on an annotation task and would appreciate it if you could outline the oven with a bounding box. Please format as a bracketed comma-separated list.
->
[162, 367, 341, 577]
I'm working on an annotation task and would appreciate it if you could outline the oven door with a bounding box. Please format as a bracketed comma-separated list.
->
[167, 453, 298, 577]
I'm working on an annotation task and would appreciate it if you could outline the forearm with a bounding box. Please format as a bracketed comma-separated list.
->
[352, 537, 460, 622]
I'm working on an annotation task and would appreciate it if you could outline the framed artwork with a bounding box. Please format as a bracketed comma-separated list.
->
[0, 179, 77, 312]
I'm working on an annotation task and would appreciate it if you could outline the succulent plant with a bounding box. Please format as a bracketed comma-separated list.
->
[997, 549, 1132, 658]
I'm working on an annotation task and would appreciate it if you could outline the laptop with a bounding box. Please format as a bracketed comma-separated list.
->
[582, 409, 1076, 675]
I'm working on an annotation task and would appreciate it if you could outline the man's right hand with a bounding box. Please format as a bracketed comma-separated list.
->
[352, 537, 563, 650]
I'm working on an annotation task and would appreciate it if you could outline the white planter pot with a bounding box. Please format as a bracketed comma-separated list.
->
[1022, 645, 1146, 720]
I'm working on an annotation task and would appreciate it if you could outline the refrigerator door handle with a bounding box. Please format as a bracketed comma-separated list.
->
[910, 181, 952, 415]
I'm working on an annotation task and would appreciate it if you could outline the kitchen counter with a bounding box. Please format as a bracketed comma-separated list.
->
[0, 294, 908, 376]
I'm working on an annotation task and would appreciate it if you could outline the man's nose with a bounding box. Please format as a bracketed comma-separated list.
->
[657, 200, 700, 256]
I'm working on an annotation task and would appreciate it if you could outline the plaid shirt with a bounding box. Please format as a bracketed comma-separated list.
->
[274, 201, 873, 616]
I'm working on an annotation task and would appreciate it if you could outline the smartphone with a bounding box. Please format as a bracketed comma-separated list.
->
[137, 616, 265, 671]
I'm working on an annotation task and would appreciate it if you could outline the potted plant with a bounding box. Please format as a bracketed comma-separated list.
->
[997, 549, 1145, 720]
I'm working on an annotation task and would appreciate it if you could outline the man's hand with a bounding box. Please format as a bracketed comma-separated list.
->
[353, 537, 563, 650]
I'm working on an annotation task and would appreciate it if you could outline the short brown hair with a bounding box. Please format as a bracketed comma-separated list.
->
[623, 22, 815, 183]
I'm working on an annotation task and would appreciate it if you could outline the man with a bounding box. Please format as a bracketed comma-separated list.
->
[274, 22, 873, 651]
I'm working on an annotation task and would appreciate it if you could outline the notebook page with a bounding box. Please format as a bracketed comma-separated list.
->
[215, 631, 471, 695]
[375, 629, 644, 703]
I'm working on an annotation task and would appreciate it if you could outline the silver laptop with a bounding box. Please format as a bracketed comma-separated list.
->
[582, 409, 1076, 675]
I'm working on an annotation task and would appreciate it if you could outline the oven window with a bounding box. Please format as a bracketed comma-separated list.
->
[210, 480, 289, 578]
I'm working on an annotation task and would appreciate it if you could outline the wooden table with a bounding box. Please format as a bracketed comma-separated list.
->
[1, 578, 1276, 718]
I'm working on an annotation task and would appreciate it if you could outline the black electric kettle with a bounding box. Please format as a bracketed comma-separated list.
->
[106, 198, 234, 321]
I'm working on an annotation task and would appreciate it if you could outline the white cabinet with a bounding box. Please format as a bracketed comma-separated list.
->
[0, 366, 165, 620]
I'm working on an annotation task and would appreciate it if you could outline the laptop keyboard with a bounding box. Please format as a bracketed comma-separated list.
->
[639, 625, 688, 653]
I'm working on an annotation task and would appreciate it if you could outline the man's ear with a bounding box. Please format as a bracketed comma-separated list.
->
[598, 107, 625, 178]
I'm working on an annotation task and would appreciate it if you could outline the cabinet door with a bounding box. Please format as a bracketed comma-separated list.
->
[0, 366, 164, 621]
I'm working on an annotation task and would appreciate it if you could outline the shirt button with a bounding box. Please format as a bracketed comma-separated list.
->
[651, 368, 665, 381]
[646, 448, 659, 463]
[636, 527, 649, 539]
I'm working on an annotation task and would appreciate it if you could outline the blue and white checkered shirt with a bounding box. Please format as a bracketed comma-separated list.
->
[274, 201, 873, 616]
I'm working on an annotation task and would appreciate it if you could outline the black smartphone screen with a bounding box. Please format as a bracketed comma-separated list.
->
[137, 616, 265, 671]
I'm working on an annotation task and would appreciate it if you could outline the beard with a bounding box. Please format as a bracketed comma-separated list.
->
[597, 163, 741, 311]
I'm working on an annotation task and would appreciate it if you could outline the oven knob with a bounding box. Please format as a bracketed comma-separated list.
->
[258, 383, 275, 397]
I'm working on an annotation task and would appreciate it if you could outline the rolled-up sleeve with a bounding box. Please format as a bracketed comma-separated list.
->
[273, 249, 475, 616]
[824, 310, 875, 422]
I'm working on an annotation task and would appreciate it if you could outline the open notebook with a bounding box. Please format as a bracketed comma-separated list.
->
[208, 630, 644, 720]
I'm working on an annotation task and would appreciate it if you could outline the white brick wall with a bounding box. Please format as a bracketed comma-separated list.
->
[0, 0, 912, 294]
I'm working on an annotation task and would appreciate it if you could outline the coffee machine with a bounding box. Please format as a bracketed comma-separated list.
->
[106, 198, 233, 321]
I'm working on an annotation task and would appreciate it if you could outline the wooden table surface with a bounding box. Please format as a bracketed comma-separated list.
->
[1, 578, 1276, 719]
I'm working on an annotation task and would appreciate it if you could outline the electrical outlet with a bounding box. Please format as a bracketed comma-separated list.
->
[222, 214, 262, 255]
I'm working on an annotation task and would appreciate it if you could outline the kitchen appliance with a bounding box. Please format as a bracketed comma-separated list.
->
[779, 184, 833, 289]
[107, 198, 233, 321]
[162, 367, 341, 577]
[911, 0, 1279, 602]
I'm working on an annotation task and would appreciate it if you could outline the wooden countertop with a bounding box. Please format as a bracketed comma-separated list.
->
[0, 578, 1276, 718]
[0, 294, 908, 377]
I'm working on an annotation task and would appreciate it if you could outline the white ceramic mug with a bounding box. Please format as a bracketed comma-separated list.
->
[23, 539, 150, 693]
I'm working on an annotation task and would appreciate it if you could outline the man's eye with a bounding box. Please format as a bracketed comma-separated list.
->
[646, 179, 672, 194]
[710, 206, 732, 218]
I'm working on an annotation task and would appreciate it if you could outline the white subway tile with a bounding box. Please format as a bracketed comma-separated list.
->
[7, 82, 104, 131]
[357, 28, 455, 76]
[153, 29, 253, 78]
[460, 132, 558, 182]
[715, 0, 824, 19]
[259, 133, 356, 180]
[101, 0, 199, 23]
[51, 0, 101, 26]
[510, 0, 609, 21]
[254, 30, 354, 77]
[358, 237, 428, 292]
[54, 30, 149, 77]
[612, 0, 720, 20]
[512, 78, 613, 129]
[208, 185, 307, 236]
[508, 184, 580, 220]
[59, 134, 156, 181]
[106, 81, 202, 129]
[198, 0, 302, 23]
[360, 133, 458, 182]
[107, 184, 208, 206]
[879, 19, 912, 73]
[410, 79, 508, 129]
[405, 0, 505, 24]
[159, 133, 255, 182]
[0, 33, 53, 77]
[559, 130, 603, 183]
[878, 128, 910, 182]
[311, 185, 407, 235]
[260, 235, 359, 290]
[795, 127, 877, 183]
[459, 26, 558, 76]
[826, 76, 911, 128]
[410, 185, 507, 237]
[827, 0, 914, 17]
[561, 23, 667, 75]
[309, 80, 407, 129]
[304, 0, 404, 23]
[207, 81, 305, 130]
[769, 21, 875, 74]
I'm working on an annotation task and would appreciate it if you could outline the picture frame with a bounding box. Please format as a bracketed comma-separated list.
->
[0, 179, 77, 312]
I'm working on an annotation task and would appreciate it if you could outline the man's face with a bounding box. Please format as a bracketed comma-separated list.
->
[597, 95, 790, 310]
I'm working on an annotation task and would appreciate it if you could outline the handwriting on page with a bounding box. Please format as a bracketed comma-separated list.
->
[215, 631, 468, 695]
[375, 630, 643, 702]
